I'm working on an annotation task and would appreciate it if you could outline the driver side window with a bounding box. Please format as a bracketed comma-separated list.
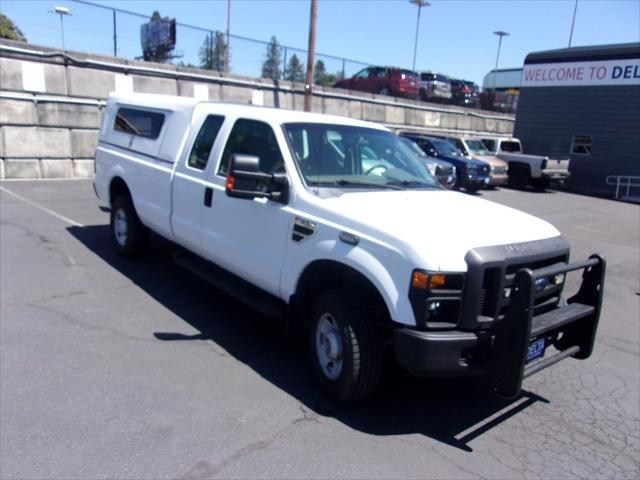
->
[218, 119, 285, 176]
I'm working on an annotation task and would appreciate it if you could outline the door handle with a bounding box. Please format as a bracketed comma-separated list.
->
[204, 187, 213, 207]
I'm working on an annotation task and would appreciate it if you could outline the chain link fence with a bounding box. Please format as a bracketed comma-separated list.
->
[16, 0, 371, 85]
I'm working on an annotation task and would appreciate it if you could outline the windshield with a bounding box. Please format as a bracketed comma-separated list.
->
[283, 123, 440, 190]
[399, 136, 427, 157]
[465, 139, 490, 155]
[432, 139, 463, 157]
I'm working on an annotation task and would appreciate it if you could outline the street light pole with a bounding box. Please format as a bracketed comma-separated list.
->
[410, 0, 430, 71]
[51, 6, 71, 51]
[568, 0, 579, 47]
[491, 30, 509, 93]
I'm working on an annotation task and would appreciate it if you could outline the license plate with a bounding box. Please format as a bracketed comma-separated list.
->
[527, 338, 546, 362]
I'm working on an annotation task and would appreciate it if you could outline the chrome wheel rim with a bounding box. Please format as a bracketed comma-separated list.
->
[315, 313, 343, 380]
[113, 208, 128, 247]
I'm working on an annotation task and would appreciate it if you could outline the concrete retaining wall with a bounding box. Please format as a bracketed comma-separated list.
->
[0, 39, 515, 179]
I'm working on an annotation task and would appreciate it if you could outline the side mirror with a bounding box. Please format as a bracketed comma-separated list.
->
[225, 154, 288, 203]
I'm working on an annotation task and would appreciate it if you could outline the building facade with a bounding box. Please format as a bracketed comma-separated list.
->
[514, 43, 640, 198]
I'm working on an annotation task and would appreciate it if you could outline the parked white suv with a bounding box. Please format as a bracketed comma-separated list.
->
[94, 93, 605, 402]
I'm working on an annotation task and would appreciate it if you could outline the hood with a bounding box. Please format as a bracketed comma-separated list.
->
[472, 154, 508, 168]
[317, 190, 561, 271]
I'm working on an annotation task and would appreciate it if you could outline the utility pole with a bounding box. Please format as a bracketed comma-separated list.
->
[491, 31, 509, 93]
[410, 0, 430, 71]
[225, 0, 231, 72]
[304, 0, 318, 112]
[113, 9, 117, 56]
[568, 0, 578, 47]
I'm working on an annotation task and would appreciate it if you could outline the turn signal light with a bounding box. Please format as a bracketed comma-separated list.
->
[411, 271, 429, 289]
[411, 270, 464, 290]
[226, 175, 235, 190]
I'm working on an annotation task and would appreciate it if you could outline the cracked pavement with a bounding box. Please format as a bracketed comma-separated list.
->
[1, 180, 638, 479]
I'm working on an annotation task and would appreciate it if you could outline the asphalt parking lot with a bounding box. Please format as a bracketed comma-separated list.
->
[1, 180, 638, 479]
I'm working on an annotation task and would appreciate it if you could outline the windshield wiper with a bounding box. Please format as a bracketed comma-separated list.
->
[309, 179, 403, 190]
[385, 180, 440, 189]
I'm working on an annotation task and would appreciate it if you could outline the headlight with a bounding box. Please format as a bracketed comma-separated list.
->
[490, 165, 496, 172]
[426, 163, 437, 176]
[409, 270, 465, 329]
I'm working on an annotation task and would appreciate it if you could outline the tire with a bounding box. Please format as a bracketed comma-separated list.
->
[508, 168, 529, 190]
[308, 290, 382, 403]
[110, 195, 148, 257]
[531, 177, 550, 191]
[378, 87, 390, 96]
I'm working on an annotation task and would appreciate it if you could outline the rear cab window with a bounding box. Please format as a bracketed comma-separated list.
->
[500, 141, 522, 153]
[187, 115, 225, 170]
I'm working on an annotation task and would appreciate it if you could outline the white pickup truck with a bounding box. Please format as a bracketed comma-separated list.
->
[94, 93, 605, 402]
[480, 137, 571, 190]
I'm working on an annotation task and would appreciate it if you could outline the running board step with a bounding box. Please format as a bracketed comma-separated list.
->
[173, 250, 286, 318]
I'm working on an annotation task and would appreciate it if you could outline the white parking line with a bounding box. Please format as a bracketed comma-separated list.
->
[0, 186, 85, 227]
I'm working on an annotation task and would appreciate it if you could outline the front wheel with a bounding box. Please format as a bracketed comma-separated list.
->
[308, 290, 382, 403]
[508, 168, 530, 190]
[110, 195, 148, 257]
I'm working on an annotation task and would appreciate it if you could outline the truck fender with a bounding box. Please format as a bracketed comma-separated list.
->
[287, 240, 407, 326]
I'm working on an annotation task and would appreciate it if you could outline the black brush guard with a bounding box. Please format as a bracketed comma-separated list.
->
[487, 254, 606, 398]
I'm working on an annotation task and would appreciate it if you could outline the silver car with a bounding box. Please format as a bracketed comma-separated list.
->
[418, 72, 452, 102]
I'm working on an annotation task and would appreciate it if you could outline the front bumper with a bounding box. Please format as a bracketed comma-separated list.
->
[488, 173, 508, 186]
[394, 255, 606, 398]
[463, 173, 491, 187]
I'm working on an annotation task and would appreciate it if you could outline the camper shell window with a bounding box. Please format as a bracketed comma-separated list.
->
[114, 108, 165, 139]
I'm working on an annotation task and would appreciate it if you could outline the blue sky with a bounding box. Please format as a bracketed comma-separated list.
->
[1, 0, 639, 86]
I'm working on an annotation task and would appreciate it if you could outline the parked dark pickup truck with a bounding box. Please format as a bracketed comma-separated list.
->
[401, 133, 491, 192]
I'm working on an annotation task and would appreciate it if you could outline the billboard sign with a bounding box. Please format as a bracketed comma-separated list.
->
[522, 58, 640, 87]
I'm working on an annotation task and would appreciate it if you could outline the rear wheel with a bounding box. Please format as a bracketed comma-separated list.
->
[531, 177, 550, 190]
[110, 195, 148, 257]
[308, 290, 382, 402]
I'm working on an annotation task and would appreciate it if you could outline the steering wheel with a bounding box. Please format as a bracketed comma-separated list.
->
[364, 164, 388, 176]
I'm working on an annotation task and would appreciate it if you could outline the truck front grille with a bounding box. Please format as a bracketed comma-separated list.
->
[481, 254, 567, 318]
[460, 237, 571, 330]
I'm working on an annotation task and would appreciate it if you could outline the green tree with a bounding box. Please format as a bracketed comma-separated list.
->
[199, 31, 226, 71]
[285, 54, 305, 82]
[313, 60, 338, 86]
[261, 36, 282, 80]
[0, 14, 26, 42]
[313, 60, 327, 85]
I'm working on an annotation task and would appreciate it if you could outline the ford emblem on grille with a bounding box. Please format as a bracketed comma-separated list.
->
[534, 277, 549, 292]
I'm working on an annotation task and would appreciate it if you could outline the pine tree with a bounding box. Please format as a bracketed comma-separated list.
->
[285, 54, 305, 82]
[313, 60, 327, 85]
[261, 36, 282, 80]
[199, 31, 226, 71]
[0, 14, 26, 42]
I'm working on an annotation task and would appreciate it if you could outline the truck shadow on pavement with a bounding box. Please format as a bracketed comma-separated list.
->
[68, 224, 550, 452]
